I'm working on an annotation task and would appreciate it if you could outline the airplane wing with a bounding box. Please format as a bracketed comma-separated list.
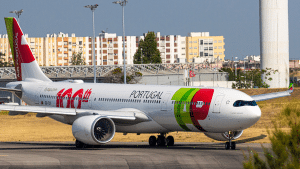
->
[251, 83, 293, 102]
[0, 104, 150, 123]
[0, 86, 150, 123]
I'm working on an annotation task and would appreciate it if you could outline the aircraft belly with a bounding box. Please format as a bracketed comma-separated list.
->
[115, 120, 170, 133]
[201, 115, 244, 132]
[150, 110, 184, 132]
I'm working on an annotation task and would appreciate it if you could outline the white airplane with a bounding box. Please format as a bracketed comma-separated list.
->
[0, 17, 293, 149]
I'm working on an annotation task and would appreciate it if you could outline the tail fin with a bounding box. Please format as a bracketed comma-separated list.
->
[4, 17, 51, 82]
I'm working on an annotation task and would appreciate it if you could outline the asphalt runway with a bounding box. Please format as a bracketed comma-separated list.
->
[0, 142, 270, 169]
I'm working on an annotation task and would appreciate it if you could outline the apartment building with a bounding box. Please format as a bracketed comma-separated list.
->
[155, 32, 186, 63]
[186, 32, 225, 63]
[0, 31, 225, 66]
[96, 33, 137, 65]
[0, 34, 13, 66]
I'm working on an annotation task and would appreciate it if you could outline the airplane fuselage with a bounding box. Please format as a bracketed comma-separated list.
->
[8, 80, 261, 134]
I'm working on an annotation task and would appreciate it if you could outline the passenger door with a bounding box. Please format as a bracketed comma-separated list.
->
[161, 93, 171, 111]
[212, 95, 224, 113]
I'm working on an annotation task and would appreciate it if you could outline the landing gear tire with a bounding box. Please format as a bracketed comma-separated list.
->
[166, 136, 174, 146]
[149, 136, 157, 147]
[231, 142, 236, 150]
[93, 145, 101, 148]
[225, 131, 236, 150]
[156, 135, 166, 146]
[225, 142, 230, 150]
[75, 140, 85, 148]
[225, 142, 236, 150]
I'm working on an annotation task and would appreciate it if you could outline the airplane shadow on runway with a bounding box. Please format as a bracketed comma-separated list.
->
[236, 134, 267, 143]
[0, 134, 267, 151]
[0, 142, 225, 151]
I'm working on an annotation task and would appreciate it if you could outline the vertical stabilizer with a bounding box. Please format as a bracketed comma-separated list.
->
[4, 17, 51, 82]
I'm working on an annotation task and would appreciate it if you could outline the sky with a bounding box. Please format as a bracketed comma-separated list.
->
[1, 0, 300, 60]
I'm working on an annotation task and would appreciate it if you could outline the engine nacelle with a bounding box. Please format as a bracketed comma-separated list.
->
[72, 115, 115, 145]
[204, 130, 243, 141]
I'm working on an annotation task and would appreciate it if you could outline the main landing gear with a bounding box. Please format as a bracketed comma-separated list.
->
[148, 133, 174, 147]
[75, 140, 85, 148]
[75, 140, 101, 149]
[225, 131, 236, 150]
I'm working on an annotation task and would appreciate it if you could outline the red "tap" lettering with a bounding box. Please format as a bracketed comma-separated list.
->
[56, 88, 92, 109]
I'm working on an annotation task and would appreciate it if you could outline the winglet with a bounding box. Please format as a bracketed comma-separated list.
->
[288, 83, 294, 93]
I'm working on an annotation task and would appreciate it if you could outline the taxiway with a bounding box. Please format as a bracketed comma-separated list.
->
[0, 142, 270, 168]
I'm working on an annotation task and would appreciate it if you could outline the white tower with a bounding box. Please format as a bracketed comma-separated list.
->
[260, 0, 289, 88]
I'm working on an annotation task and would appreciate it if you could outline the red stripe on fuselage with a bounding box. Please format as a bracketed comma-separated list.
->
[190, 89, 214, 131]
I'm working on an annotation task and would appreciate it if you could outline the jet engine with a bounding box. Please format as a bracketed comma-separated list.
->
[72, 115, 115, 145]
[204, 130, 243, 141]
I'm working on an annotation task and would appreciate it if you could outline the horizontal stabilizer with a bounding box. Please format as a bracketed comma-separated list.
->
[0, 87, 21, 93]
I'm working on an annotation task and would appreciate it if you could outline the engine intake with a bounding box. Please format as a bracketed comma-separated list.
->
[204, 130, 243, 141]
[72, 115, 115, 145]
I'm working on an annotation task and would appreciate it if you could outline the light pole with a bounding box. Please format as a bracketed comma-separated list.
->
[9, 9, 23, 23]
[235, 57, 238, 80]
[235, 63, 237, 80]
[113, 0, 128, 84]
[141, 47, 143, 64]
[216, 55, 219, 70]
[84, 4, 98, 83]
[244, 58, 247, 73]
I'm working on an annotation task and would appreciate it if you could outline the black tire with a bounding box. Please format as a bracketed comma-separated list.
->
[75, 140, 85, 148]
[149, 136, 157, 147]
[231, 142, 236, 150]
[225, 142, 230, 150]
[156, 136, 166, 146]
[166, 136, 174, 146]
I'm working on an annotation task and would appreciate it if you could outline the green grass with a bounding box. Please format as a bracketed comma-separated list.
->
[0, 111, 9, 115]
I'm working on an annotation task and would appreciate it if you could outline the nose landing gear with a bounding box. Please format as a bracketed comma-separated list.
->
[225, 131, 236, 150]
[148, 133, 175, 147]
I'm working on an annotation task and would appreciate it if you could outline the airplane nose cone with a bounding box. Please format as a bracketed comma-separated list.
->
[249, 106, 261, 126]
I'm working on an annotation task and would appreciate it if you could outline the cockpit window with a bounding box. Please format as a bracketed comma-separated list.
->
[233, 100, 257, 107]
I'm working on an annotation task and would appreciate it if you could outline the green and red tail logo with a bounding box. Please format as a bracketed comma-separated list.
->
[288, 83, 293, 92]
[4, 17, 35, 81]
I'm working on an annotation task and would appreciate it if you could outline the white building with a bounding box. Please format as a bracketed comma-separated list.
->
[0, 31, 225, 66]
[155, 32, 186, 63]
[245, 55, 260, 62]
